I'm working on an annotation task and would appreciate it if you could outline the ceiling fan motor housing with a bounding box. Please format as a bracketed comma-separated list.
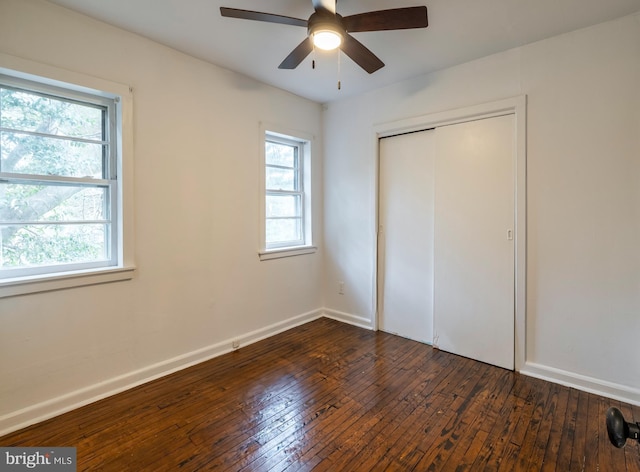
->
[308, 10, 346, 40]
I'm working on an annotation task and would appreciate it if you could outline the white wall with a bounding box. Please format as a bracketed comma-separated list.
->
[323, 14, 640, 402]
[0, 0, 324, 433]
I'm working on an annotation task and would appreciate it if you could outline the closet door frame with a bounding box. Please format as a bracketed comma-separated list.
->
[372, 96, 527, 371]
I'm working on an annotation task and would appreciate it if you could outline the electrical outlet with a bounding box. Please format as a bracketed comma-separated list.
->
[338, 281, 344, 295]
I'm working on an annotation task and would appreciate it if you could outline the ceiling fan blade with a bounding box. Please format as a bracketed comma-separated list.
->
[220, 7, 307, 27]
[279, 37, 314, 69]
[340, 34, 385, 74]
[343, 6, 428, 32]
[312, 0, 336, 14]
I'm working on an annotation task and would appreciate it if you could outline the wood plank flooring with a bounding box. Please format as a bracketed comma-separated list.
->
[2, 318, 639, 471]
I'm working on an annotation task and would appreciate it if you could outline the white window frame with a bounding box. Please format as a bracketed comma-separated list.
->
[259, 125, 316, 261]
[0, 54, 135, 298]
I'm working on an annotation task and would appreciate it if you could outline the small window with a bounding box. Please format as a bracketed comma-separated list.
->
[265, 135, 304, 248]
[0, 75, 119, 279]
[261, 129, 314, 259]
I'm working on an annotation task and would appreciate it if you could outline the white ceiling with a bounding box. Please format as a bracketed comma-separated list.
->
[47, 0, 640, 103]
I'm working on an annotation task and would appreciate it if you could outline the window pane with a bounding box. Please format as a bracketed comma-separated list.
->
[266, 194, 300, 218]
[266, 166, 297, 191]
[1, 131, 105, 178]
[0, 88, 104, 140]
[266, 218, 301, 244]
[1, 223, 109, 268]
[0, 183, 108, 222]
[265, 141, 296, 167]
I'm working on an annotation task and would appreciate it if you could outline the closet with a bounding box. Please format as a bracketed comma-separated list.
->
[378, 114, 515, 370]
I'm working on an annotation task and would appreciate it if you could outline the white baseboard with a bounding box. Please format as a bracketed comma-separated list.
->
[0, 309, 324, 437]
[520, 361, 640, 406]
[322, 308, 374, 330]
[15, 312, 637, 438]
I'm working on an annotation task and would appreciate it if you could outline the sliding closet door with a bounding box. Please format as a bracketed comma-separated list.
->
[433, 115, 515, 370]
[378, 130, 435, 343]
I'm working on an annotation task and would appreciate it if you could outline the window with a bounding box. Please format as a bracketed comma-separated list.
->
[0, 62, 133, 295]
[261, 129, 315, 259]
[265, 135, 304, 248]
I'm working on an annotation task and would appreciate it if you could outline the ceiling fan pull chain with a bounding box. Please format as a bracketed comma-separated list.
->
[337, 50, 341, 90]
[312, 43, 316, 69]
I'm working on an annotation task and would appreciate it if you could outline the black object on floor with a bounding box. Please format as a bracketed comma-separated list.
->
[606, 407, 640, 448]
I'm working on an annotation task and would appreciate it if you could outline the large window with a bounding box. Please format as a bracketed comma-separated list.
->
[0, 74, 119, 280]
[261, 129, 314, 259]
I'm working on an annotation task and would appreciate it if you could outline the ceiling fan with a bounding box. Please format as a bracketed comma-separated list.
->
[220, 0, 428, 74]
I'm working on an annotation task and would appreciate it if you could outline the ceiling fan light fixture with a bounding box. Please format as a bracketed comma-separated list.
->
[313, 29, 342, 50]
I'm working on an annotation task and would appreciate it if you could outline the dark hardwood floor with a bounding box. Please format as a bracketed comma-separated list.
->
[2, 318, 639, 471]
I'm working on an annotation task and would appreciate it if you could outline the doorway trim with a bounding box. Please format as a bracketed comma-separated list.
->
[372, 96, 527, 371]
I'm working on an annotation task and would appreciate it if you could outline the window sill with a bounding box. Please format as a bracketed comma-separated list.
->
[0, 266, 136, 298]
[259, 246, 317, 261]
